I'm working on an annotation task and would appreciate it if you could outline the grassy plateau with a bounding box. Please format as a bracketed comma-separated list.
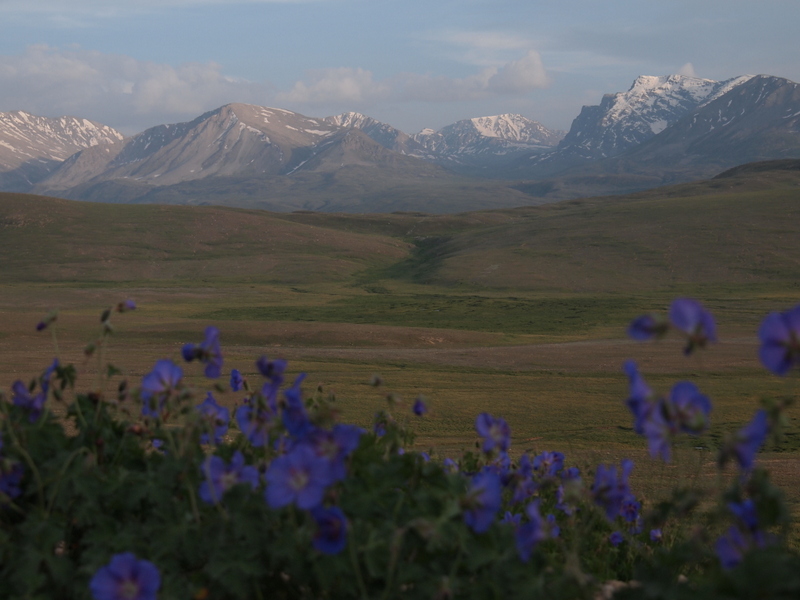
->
[1, 164, 799, 526]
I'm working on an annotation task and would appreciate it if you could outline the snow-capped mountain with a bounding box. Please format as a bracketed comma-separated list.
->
[37, 103, 452, 198]
[323, 112, 424, 155]
[411, 114, 563, 172]
[528, 74, 754, 175]
[608, 75, 800, 177]
[0, 111, 123, 190]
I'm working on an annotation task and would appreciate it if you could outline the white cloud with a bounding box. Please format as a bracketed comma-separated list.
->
[678, 62, 697, 77]
[488, 50, 550, 94]
[0, 45, 552, 133]
[276, 67, 390, 105]
[0, 45, 271, 132]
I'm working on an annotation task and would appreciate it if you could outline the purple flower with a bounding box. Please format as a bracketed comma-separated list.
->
[609, 531, 624, 546]
[642, 401, 677, 461]
[650, 528, 663, 542]
[0, 460, 24, 501]
[282, 374, 312, 439]
[443, 458, 458, 473]
[116, 299, 136, 313]
[195, 393, 230, 445]
[265, 444, 330, 510]
[199, 451, 259, 504]
[623, 361, 654, 435]
[721, 410, 769, 471]
[515, 500, 548, 562]
[669, 298, 717, 355]
[670, 381, 711, 435]
[256, 356, 287, 385]
[502, 511, 522, 526]
[620, 499, 641, 523]
[533, 451, 564, 477]
[11, 380, 46, 422]
[716, 526, 748, 569]
[140, 360, 182, 418]
[311, 506, 348, 555]
[301, 424, 363, 483]
[182, 326, 223, 378]
[463, 471, 502, 533]
[235, 403, 275, 448]
[413, 396, 428, 416]
[475, 412, 511, 453]
[758, 304, 800, 376]
[229, 369, 244, 392]
[628, 314, 668, 341]
[592, 459, 635, 521]
[89, 552, 160, 600]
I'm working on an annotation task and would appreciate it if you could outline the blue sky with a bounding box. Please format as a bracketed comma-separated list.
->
[0, 0, 797, 134]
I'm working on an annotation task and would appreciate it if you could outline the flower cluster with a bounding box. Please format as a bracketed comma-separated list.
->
[623, 361, 711, 461]
[629, 297, 716, 355]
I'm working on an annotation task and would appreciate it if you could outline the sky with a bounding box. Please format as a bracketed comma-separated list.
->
[0, 0, 797, 135]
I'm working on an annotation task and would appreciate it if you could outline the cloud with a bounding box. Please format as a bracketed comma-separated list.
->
[282, 51, 551, 107]
[677, 62, 697, 77]
[488, 51, 550, 93]
[0, 45, 271, 132]
[276, 67, 390, 105]
[0, 45, 551, 133]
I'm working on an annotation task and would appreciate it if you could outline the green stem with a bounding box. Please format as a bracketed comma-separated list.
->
[7, 428, 46, 511]
[45, 447, 89, 516]
[348, 526, 369, 600]
[381, 528, 406, 600]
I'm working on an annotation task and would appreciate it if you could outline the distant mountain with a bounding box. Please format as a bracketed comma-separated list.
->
[515, 74, 753, 178]
[0, 111, 123, 191]
[323, 112, 425, 155]
[509, 75, 800, 199]
[610, 75, 800, 176]
[411, 114, 563, 173]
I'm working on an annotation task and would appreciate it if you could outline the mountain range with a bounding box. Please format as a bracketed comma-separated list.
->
[1, 73, 798, 212]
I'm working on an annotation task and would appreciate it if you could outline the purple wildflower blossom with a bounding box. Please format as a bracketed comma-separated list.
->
[181, 326, 223, 378]
[533, 451, 565, 477]
[716, 526, 749, 570]
[720, 410, 769, 471]
[282, 374, 312, 439]
[11, 380, 46, 422]
[235, 403, 275, 448]
[195, 392, 230, 445]
[311, 506, 348, 555]
[758, 304, 800, 376]
[515, 501, 549, 562]
[650, 528, 663, 542]
[627, 313, 669, 341]
[301, 424, 363, 483]
[443, 458, 458, 473]
[140, 360, 182, 418]
[463, 471, 503, 533]
[0, 460, 24, 501]
[620, 498, 641, 523]
[670, 381, 711, 435]
[669, 298, 717, 355]
[199, 451, 259, 504]
[256, 356, 287, 385]
[609, 531, 624, 546]
[502, 511, 522, 526]
[623, 361, 654, 435]
[412, 396, 427, 416]
[265, 444, 330, 510]
[229, 369, 244, 392]
[89, 552, 160, 600]
[592, 459, 635, 521]
[475, 412, 511, 453]
[116, 299, 136, 313]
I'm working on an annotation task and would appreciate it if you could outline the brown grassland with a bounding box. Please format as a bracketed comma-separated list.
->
[1, 166, 799, 532]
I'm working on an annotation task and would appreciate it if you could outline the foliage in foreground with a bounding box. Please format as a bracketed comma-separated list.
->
[0, 299, 799, 599]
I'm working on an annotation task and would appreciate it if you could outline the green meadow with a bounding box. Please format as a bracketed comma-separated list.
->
[1, 166, 799, 521]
